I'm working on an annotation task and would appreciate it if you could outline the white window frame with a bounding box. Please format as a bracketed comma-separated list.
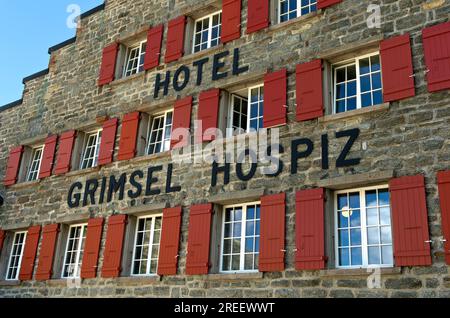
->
[61, 223, 88, 279]
[332, 52, 383, 114]
[192, 10, 222, 54]
[247, 84, 264, 133]
[334, 184, 394, 269]
[131, 214, 163, 277]
[278, 0, 318, 24]
[6, 231, 27, 281]
[219, 201, 261, 274]
[227, 94, 249, 137]
[80, 129, 102, 170]
[146, 109, 173, 155]
[123, 40, 147, 78]
[26, 145, 44, 182]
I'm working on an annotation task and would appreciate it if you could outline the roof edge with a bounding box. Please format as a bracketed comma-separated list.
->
[22, 69, 50, 84]
[0, 99, 23, 112]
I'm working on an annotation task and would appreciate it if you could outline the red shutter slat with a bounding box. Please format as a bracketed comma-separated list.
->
[197, 89, 220, 142]
[186, 204, 213, 275]
[81, 218, 104, 279]
[264, 69, 287, 128]
[101, 215, 127, 278]
[38, 135, 58, 179]
[389, 175, 432, 266]
[171, 96, 193, 149]
[157, 207, 182, 276]
[437, 170, 450, 265]
[222, 0, 241, 43]
[380, 34, 415, 102]
[422, 21, 450, 92]
[98, 43, 119, 86]
[296, 59, 324, 121]
[165, 16, 186, 63]
[295, 188, 326, 270]
[246, 0, 269, 34]
[118, 112, 140, 161]
[54, 130, 76, 175]
[317, 0, 342, 9]
[35, 224, 59, 281]
[19, 225, 41, 281]
[98, 118, 118, 166]
[259, 193, 286, 272]
[3, 146, 24, 186]
[0, 229, 5, 253]
[144, 24, 164, 71]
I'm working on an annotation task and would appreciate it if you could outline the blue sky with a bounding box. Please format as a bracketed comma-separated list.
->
[0, 1, 103, 106]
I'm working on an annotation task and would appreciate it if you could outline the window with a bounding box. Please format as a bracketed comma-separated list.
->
[80, 130, 102, 170]
[248, 85, 264, 132]
[62, 224, 87, 279]
[279, 0, 317, 23]
[131, 215, 162, 276]
[193, 11, 222, 53]
[227, 94, 249, 136]
[335, 186, 394, 269]
[6, 231, 27, 281]
[123, 41, 147, 77]
[146, 110, 173, 155]
[333, 53, 383, 114]
[220, 202, 260, 273]
[26, 146, 44, 182]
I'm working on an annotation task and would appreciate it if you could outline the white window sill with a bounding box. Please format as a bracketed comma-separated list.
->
[0, 280, 21, 286]
[116, 275, 161, 285]
[206, 272, 263, 281]
[128, 151, 172, 165]
[109, 71, 146, 87]
[9, 179, 41, 190]
[267, 10, 323, 34]
[319, 103, 390, 123]
[177, 43, 225, 66]
[65, 166, 101, 178]
[320, 267, 401, 278]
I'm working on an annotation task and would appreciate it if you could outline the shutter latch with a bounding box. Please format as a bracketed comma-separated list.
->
[425, 240, 433, 243]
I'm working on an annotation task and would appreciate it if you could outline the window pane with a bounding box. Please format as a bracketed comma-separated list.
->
[359, 58, 370, 75]
[350, 209, 361, 227]
[366, 208, 378, 226]
[381, 226, 392, 244]
[351, 247, 362, 266]
[367, 227, 380, 245]
[368, 246, 381, 265]
[360, 75, 371, 92]
[339, 229, 349, 247]
[361, 93, 372, 107]
[350, 229, 361, 246]
[380, 207, 391, 226]
[366, 190, 377, 207]
[382, 246, 393, 264]
[371, 55, 381, 72]
[339, 248, 350, 266]
[337, 194, 348, 210]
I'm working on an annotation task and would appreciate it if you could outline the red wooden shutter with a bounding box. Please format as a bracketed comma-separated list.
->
[317, 0, 342, 9]
[81, 218, 104, 279]
[171, 96, 193, 149]
[101, 215, 127, 278]
[264, 69, 287, 128]
[0, 230, 5, 253]
[157, 207, 182, 276]
[54, 130, 76, 175]
[422, 21, 450, 92]
[3, 146, 24, 186]
[38, 135, 58, 179]
[35, 224, 59, 281]
[144, 24, 164, 70]
[380, 34, 415, 102]
[165, 16, 186, 63]
[259, 193, 286, 272]
[295, 188, 326, 270]
[98, 43, 119, 86]
[389, 175, 432, 266]
[118, 112, 140, 161]
[186, 204, 213, 275]
[98, 118, 118, 166]
[437, 170, 450, 265]
[222, 0, 241, 43]
[247, 0, 269, 34]
[197, 89, 220, 142]
[296, 59, 324, 121]
[19, 225, 41, 281]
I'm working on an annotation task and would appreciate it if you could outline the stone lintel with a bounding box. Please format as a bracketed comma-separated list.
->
[317, 170, 394, 190]
[209, 188, 265, 205]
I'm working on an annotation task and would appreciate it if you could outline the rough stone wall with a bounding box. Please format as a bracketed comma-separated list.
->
[0, 0, 450, 298]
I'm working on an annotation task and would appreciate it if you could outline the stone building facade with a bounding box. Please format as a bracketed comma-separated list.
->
[0, 0, 450, 298]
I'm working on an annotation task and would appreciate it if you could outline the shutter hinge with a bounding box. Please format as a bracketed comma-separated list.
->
[425, 240, 433, 243]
